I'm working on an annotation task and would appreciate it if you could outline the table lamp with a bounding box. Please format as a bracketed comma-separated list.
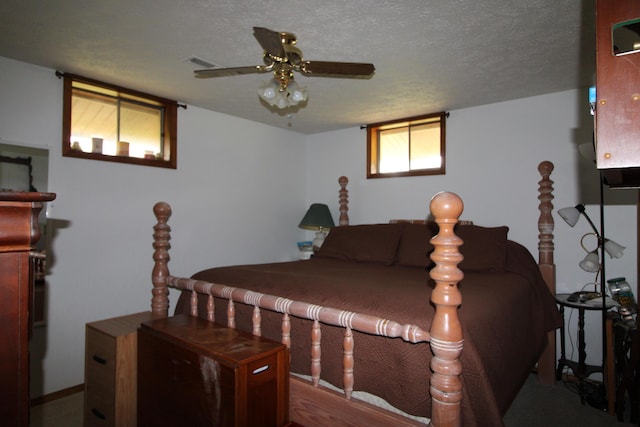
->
[299, 203, 335, 251]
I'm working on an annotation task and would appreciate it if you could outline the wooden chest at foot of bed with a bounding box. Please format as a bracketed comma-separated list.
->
[137, 314, 289, 427]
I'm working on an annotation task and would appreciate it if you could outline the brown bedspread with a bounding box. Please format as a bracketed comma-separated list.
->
[176, 240, 560, 427]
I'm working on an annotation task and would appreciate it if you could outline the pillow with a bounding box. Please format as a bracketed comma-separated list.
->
[315, 223, 404, 265]
[456, 225, 509, 272]
[396, 222, 438, 268]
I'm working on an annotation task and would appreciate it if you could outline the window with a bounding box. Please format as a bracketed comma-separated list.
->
[367, 112, 446, 178]
[61, 73, 177, 168]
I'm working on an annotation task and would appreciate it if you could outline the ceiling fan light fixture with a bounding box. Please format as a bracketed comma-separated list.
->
[287, 80, 308, 103]
[258, 79, 279, 101]
[197, 27, 372, 111]
[258, 78, 307, 109]
[276, 92, 289, 109]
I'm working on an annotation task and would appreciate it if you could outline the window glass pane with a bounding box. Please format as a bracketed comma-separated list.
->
[63, 74, 177, 169]
[70, 85, 163, 159]
[73, 80, 117, 97]
[122, 92, 163, 106]
[410, 122, 441, 170]
[367, 112, 445, 178]
[119, 101, 162, 159]
[379, 128, 409, 173]
[71, 89, 118, 154]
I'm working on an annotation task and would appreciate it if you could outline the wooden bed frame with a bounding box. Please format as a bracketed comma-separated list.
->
[149, 160, 557, 427]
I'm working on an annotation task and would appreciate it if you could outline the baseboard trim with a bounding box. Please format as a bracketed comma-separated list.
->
[31, 383, 84, 406]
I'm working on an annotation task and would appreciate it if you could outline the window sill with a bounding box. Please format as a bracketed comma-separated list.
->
[62, 149, 176, 169]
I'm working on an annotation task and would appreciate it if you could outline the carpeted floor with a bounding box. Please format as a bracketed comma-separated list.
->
[30, 392, 83, 427]
[31, 374, 637, 426]
[504, 374, 636, 427]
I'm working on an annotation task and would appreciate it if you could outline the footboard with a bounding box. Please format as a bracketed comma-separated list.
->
[150, 192, 464, 427]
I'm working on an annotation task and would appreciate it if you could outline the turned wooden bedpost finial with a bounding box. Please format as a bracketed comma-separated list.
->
[428, 191, 464, 427]
[537, 160, 557, 385]
[338, 176, 349, 226]
[152, 202, 172, 318]
[537, 161, 555, 267]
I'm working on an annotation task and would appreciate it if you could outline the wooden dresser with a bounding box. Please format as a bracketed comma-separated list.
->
[84, 311, 154, 427]
[137, 314, 289, 427]
[0, 191, 55, 426]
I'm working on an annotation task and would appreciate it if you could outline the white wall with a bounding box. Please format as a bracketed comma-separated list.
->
[306, 90, 638, 370]
[0, 56, 307, 395]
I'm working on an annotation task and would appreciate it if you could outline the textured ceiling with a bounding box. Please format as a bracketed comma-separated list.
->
[0, 0, 596, 134]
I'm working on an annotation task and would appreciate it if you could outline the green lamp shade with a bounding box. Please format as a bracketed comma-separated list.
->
[298, 203, 335, 230]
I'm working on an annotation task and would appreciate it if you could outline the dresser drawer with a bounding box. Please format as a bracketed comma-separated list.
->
[84, 312, 153, 427]
[85, 388, 115, 426]
[85, 328, 116, 392]
[86, 327, 117, 365]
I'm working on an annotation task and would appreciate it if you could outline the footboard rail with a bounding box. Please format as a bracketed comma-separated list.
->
[150, 191, 464, 427]
[166, 274, 431, 397]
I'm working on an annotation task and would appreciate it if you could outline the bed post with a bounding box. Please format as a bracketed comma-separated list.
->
[338, 176, 349, 226]
[537, 160, 556, 384]
[152, 201, 172, 318]
[429, 191, 464, 427]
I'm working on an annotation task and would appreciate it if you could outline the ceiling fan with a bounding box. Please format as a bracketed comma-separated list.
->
[194, 27, 375, 109]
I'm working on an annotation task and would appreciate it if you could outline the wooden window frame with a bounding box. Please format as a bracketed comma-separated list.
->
[367, 112, 446, 179]
[61, 73, 178, 169]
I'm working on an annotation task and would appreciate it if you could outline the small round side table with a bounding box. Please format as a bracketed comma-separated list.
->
[555, 292, 618, 405]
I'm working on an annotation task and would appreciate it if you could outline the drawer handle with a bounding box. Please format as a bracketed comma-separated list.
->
[92, 355, 107, 365]
[253, 365, 269, 375]
[91, 408, 106, 420]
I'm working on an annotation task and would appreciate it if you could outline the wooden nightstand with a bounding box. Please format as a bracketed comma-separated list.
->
[137, 314, 289, 427]
[84, 311, 154, 427]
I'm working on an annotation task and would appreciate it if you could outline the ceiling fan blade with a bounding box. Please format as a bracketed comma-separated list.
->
[194, 66, 266, 78]
[253, 27, 286, 60]
[300, 61, 375, 77]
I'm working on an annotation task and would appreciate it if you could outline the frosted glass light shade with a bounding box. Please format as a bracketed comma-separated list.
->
[604, 239, 625, 258]
[558, 206, 581, 227]
[258, 78, 308, 109]
[258, 80, 279, 101]
[579, 251, 600, 273]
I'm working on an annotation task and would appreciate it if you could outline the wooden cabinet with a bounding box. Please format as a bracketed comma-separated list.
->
[137, 314, 289, 427]
[595, 0, 640, 186]
[84, 311, 153, 427]
[611, 314, 639, 422]
[0, 191, 55, 427]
